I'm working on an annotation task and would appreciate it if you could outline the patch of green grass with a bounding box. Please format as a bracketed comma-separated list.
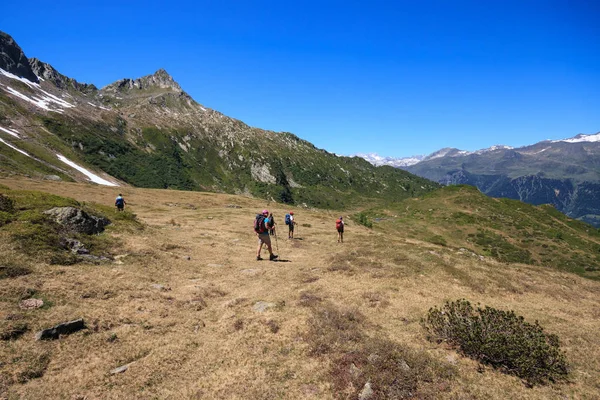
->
[471, 230, 532, 264]
[0, 189, 141, 264]
[426, 235, 447, 246]
[0, 263, 31, 279]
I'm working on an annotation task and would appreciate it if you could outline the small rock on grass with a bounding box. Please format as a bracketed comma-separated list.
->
[253, 301, 276, 313]
[241, 269, 260, 276]
[19, 298, 44, 310]
[151, 284, 171, 291]
[110, 363, 133, 374]
[35, 318, 85, 340]
[359, 381, 374, 400]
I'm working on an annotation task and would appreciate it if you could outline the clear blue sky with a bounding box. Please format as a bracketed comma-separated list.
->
[2, 0, 599, 157]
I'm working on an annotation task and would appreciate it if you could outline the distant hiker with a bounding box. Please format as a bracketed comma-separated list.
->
[336, 216, 344, 243]
[115, 193, 126, 212]
[268, 212, 276, 236]
[285, 211, 296, 239]
[255, 209, 278, 261]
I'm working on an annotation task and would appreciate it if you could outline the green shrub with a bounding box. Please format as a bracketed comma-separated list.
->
[422, 299, 569, 385]
[355, 212, 373, 229]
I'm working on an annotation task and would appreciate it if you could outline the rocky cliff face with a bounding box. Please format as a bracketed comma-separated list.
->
[29, 58, 97, 94]
[0, 32, 39, 82]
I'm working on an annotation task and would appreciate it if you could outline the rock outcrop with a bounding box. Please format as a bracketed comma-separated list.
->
[29, 58, 97, 94]
[43, 207, 110, 234]
[0, 31, 39, 82]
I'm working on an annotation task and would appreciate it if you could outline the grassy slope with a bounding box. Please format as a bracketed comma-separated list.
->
[32, 111, 438, 209]
[1, 178, 599, 399]
[360, 185, 600, 280]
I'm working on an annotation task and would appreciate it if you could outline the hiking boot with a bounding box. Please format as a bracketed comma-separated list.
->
[256, 256, 263, 261]
[269, 254, 278, 261]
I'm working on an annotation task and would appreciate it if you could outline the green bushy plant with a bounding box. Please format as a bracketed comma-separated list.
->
[355, 212, 373, 229]
[422, 299, 569, 385]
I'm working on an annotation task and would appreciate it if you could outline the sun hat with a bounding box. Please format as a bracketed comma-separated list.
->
[262, 209, 269, 215]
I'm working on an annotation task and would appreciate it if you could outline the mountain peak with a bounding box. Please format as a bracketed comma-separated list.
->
[0, 31, 39, 83]
[148, 68, 180, 90]
[102, 69, 181, 93]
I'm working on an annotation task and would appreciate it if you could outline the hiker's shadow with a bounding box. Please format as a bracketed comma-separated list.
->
[274, 259, 291, 263]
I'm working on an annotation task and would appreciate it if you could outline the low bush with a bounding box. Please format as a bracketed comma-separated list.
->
[354, 212, 373, 229]
[422, 299, 569, 385]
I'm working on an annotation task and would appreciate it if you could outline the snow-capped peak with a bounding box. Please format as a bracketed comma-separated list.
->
[473, 145, 513, 154]
[355, 153, 425, 167]
[552, 132, 600, 144]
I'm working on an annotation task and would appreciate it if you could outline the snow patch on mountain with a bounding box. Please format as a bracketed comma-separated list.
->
[473, 145, 513, 154]
[0, 138, 31, 157]
[0, 68, 39, 88]
[0, 126, 20, 138]
[1, 68, 75, 112]
[56, 154, 119, 186]
[552, 132, 600, 144]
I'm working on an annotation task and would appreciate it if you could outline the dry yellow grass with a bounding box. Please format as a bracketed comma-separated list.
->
[1, 177, 599, 399]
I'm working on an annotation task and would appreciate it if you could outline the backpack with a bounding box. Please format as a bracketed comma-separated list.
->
[115, 197, 124, 206]
[336, 219, 343, 230]
[254, 214, 267, 233]
[285, 214, 291, 225]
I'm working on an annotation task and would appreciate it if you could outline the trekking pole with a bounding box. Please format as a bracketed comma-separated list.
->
[274, 229, 279, 252]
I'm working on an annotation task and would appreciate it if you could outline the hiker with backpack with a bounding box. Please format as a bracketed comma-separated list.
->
[285, 211, 296, 239]
[255, 209, 278, 261]
[115, 193, 126, 212]
[336, 216, 344, 243]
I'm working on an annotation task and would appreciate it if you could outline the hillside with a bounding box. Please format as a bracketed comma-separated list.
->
[0, 31, 438, 210]
[1, 177, 600, 399]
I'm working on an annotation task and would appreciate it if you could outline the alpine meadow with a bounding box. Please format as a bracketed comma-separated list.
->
[1, 27, 600, 400]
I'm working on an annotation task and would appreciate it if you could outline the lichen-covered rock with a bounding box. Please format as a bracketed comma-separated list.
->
[43, 207, 110, 234]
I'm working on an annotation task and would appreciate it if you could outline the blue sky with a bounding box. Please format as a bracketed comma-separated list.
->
[1, 0, 599, 157]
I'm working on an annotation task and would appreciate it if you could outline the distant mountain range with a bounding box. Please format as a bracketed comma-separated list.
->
[359, 135, 600, 226]
[0, 31, 438, 209]
[357, 145, 517, 168]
